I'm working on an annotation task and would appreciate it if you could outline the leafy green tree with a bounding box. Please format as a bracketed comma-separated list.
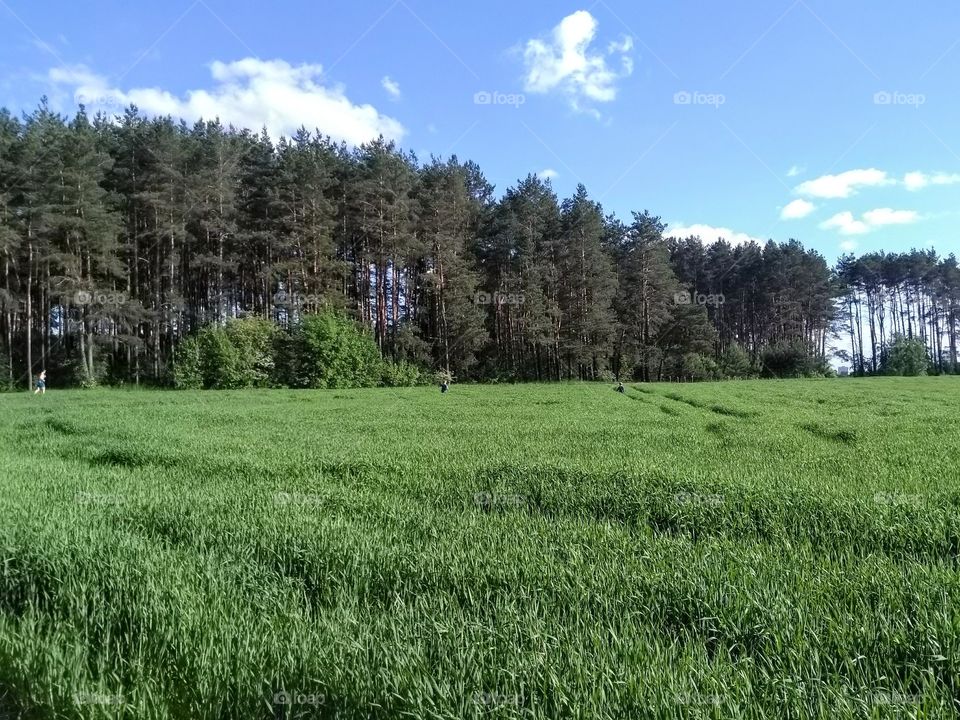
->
[760, 340, 816, 378]
[172, 336, 203, 389]
[719, 342, 754, 378]
[224, 316, 278, 387]
[881, 334, 929, 376]
[291, 312, 382, 389]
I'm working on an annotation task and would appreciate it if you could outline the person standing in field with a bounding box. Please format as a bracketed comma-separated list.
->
[34, 370, 46, 395]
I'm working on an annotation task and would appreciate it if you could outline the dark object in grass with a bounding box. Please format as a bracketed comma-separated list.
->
[616, 382, 625, 394]
[440, 382, 449, 393]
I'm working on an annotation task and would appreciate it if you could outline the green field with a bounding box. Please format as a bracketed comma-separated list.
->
[1, 379, 958, 719]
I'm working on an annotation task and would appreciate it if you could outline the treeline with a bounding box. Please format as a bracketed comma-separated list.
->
[0, 100, 955, 389]
[836, 251, 960, 374]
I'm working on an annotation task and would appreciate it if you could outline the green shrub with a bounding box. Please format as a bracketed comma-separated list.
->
[223, 317, 278, 388]
[381, 358, 425, 387]
[761, 341, 816, 378]
[881, 335, 929, 376]
[292, 312, 383, 389]
[720, 343, 755, 379]
[172, 336, 204, 389]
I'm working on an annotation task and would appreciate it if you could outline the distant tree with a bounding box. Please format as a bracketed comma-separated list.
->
[2, 95, 955, 387]
[760, 340, 816, 378]
[881, 334, 929, 376]
[719, 342, 754, 378]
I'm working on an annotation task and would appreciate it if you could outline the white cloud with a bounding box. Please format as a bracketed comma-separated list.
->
[381, 75, 401, 100]
[781, 198, 816, 220]
[820, 208, 919, 235]
[839, 239, 858, 252]
[786, 165, 804, 178]
[538, 168, 559, 180]
[49, 58, 405, 145]
[795, 168, 893, 199]
[903, 171, 960, 191]
[666, 223, 763, 246]
[862, 208, 919, 226]
[522, 10, 633, 113]
[607, 36, 633, 54]
[820, 211, 869, 235]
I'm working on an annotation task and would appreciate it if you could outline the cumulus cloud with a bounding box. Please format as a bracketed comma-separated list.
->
[381, 75, 401, 100]
[538, 168, 559, 180]
[795, 168, 893, 199]
[49, 58, 405, 145]
[781, 199, 816, 220]
[522, 10, 633, 113]
[820, 211, 870, 236]
[862, 208, 920, 226]
[666, 223, 763, 247]
[820, 208, 919, 235]
[903, 171, 960, 191]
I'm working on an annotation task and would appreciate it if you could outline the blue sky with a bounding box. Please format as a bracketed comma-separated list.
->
[1, 0, 958, 262]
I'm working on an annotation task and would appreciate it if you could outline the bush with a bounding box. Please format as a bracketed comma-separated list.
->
[173, 312, 427, 390]
[881, 335, 929, 376]
[720, 343, 755, 379]
[761, 341, 817, 378]
[223, 317, 278, 388]
[172, 336, 203, 389]
[292, 312, 383, 389]
[681, 352, 719, 381]
[382, 358, 425, 387]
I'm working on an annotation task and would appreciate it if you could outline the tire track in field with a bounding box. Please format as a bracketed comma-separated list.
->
[629, 386, 756, 422]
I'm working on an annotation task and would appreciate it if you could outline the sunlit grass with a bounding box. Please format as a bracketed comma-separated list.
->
[0, 378, 958, 718]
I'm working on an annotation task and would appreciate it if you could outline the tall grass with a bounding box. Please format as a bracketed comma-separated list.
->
[0, 379, 957, 718]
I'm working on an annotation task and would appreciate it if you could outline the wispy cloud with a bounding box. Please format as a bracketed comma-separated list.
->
[903, 171, 960, 191]
[381, 75, 401, 101]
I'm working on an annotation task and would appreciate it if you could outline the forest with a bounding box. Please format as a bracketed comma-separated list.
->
[0, 100, 957, 388]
